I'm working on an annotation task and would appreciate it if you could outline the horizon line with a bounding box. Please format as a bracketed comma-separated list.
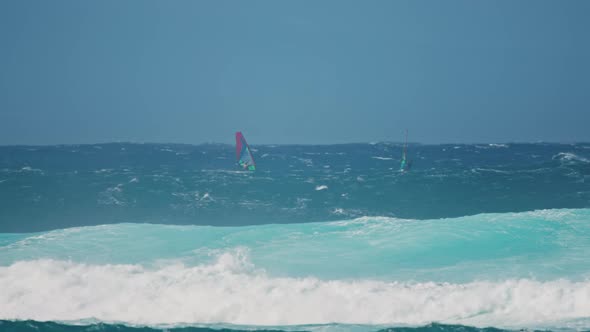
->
[1, 140, 589, 147]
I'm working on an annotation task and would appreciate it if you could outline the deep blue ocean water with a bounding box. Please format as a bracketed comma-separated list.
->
[1, 143, 590, 332]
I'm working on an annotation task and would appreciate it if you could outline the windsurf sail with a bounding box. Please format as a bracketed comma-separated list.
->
[400, 129, 410, 171]
[235, 132, 256, 171]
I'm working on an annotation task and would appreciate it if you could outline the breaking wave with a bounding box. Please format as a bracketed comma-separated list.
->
[2, 257, 590, 328]
[1, 209, 590, 330]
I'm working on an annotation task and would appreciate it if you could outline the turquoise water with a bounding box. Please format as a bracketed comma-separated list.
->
[1, 210, 590, 330]
[1, 143, 590, 331]
[2, 209, 590, 282]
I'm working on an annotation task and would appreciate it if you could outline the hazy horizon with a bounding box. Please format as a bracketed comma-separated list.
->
[1, 139, 589, 147]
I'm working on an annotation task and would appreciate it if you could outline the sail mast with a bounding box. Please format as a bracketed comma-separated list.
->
[403, 129, 408, 158]
[235, 132, 256, 171]
[400, 129, 408, 171]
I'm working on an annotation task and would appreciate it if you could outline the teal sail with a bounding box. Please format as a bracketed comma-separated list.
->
[400, 129, 410, 172]
[236, 132, 256, 171]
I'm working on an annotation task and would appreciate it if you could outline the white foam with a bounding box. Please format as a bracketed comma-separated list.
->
[315, 185, 328, 191]
[2, 166, 45, 174]
[331, 208, 345, 215]
[372, 157, 394, 160]
[200, 192, 213, 201]
[297, 158, 314, 166]
[98, 184, 125, 206]
[471, 168, 511, 174]
[21, 166, 42, 172]
[1, 257, 590, 328]
[553, 152, 590, 163]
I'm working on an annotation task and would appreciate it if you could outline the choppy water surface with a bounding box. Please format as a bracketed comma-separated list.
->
[1, 143, 589, 332]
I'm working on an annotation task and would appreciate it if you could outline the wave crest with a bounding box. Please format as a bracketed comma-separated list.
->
[1, 256, 590, 328]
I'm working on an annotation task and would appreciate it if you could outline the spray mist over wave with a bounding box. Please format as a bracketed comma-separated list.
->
[1, 209, 590, 330]
[1, 253, 590, 328]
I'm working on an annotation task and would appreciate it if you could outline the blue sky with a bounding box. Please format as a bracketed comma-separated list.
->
[1, 0, 589, 145]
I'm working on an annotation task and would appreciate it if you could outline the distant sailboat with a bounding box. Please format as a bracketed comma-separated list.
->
[400, 129, 411, 172]
[236, 132, 256, 171]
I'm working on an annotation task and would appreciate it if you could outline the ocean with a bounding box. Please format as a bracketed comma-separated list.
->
[1, 142, 590, 332]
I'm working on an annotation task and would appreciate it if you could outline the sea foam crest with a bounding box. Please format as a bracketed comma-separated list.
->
[553, 152, 590, 164]
[1, 253, 590, 328]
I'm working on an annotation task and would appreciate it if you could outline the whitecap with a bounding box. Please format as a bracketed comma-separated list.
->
[2, 259, 590, 327]
[553, 152, 590, 163]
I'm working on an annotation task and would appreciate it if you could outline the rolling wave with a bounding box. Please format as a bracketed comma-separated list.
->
[2, 209, 590, 281]
[1, 209, 590, 330]
[1, 257, 589, 328]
